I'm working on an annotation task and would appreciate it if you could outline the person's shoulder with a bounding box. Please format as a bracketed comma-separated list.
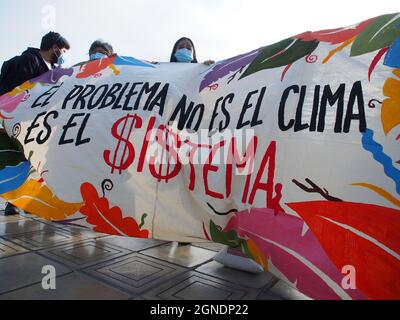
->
[1, 48, 39, 66]
[20, 48, 42, 61]
[21, 47, 40, 55]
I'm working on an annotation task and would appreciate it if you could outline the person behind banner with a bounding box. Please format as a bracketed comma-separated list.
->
[169, 38, 262, 273]
[170, 37, 214, 65]
[72, 40, 114, 68]
[89, 40, 114, 60]
[169, 37, 215, 247]
[0, 31, 70, 216]
[0, 31, 70, 96]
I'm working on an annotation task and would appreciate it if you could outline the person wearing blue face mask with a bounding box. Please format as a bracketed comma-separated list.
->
[72, 40, 114, 68]
[174, 48, 193, 63]
[0, 32, 70, 95]
[89, 40, 114, 61]
[170, 37, 214, 65]
[169, 38, 260, 273]
[0, 31, 70, 216]
[169, 37, 213, 247]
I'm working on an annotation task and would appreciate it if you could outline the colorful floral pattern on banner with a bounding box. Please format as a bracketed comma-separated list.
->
[1, 13, 399, 300]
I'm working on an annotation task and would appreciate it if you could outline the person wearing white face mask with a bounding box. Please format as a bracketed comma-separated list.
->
[170, 37, 214, 65]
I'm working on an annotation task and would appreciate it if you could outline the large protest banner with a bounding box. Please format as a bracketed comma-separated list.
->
[0, 13, 399, 300]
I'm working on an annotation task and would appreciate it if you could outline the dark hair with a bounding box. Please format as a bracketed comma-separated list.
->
[170, 37, 198, 63]
[40, 32, 70, 51]
[89, 40, 114, 56]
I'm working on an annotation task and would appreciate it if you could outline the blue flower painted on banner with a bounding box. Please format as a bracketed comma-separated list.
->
[384, 36, 400, 68]
[361, 129, 400, 194]
[113, 56, 156, 68]
[0, 161, 30, 194]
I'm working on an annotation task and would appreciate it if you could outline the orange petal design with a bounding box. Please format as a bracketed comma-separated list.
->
[382, 69, 400, 135]
[322, 36, 356, 64]
[246, 238, 268, 268]
[1, 179, 82, 220]
[351, 183, 400, 208]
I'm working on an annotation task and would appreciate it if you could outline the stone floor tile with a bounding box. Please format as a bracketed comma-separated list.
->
[0, 272, 130, 300]
[3, 228, 89, 250]
[256, 291, 286, 300]
[53, 225, 109, 239]
[270, 280, 311, 300]
[96, 235, 167, 252]
[31, 220, 107, 238]
[0, 219, 53, 237]
[0, 215, 28, 223]
[83, 253, 187, 295]
[0, 238, 29, 258]
[141, 242, 216, 268]
[142, 271, 259, 300]
[195, 261, 277, 289]
[39, 239, 131, 269]
[192, 242, 226, 252]
[0, 252, 71, 294]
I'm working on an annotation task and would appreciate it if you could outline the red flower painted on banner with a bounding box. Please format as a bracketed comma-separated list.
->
[293, 18, 374, 44]
[206, 196, 400, 299]
[287, 201, 400, 300]
[80, 182, 149, 238]
[207, 208, 366, 300]
[76, 55, 117, 79]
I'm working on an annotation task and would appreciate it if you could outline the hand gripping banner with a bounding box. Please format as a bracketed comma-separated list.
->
[1, 13, 399, 300]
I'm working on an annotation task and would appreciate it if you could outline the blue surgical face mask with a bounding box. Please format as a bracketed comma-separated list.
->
[90, 52, 108, 61]
[174, 48, 193, 63]
[53, 47, 65, 66]
[57, 55, 65, 66]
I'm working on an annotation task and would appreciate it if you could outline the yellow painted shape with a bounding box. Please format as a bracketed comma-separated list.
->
[382, 69, 400, 135]
[8, 81, 36, 97]
[351, 183, 400, 208]
[1, 179, 82, 220]
[109, 64, 120, 75]
[322, 36, 356, 64]
[247, 238, 268, 269]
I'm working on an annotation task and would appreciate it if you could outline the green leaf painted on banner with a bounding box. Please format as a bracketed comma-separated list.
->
[351, 13, 400, 56]
[0, 130, 26, 170]
[209, 219, 253, 259]
[240, 38, 319, 79]
[209, 219, 241, 246]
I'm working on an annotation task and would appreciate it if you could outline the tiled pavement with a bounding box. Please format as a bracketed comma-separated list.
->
[0, 205, 310, 300]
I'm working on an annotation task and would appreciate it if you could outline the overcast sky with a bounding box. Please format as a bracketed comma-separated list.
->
[0, 0, 399, 66]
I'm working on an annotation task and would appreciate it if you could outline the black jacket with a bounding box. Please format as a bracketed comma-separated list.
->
[0, 47, 52, 95]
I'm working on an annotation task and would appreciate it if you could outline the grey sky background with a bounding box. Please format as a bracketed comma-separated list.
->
[0, 0, 399, 66]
